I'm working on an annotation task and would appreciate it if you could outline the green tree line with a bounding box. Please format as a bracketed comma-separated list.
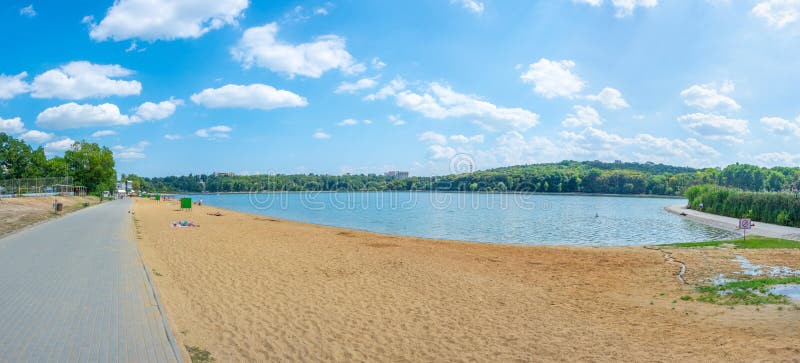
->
[0, 133, 116, 193]
[686, 185, 800, 227]
[131, 161, 800, 196]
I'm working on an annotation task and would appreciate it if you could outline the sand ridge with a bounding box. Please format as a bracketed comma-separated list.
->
[133, 198, 800, 362]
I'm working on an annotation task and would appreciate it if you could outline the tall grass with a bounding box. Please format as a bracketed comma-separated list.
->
[685, 185, 800, 227]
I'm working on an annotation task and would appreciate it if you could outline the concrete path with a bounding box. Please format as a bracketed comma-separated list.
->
[666, 204, 800, 241]
[0, 199, 182, 362]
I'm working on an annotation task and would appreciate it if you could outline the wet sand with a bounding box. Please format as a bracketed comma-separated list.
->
[133, 198, 800, 362]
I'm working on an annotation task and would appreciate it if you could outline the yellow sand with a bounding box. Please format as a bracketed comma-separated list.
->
[133, 198, 800, 362]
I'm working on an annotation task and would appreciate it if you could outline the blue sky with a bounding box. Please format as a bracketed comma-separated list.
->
[1, 0, 799, 177]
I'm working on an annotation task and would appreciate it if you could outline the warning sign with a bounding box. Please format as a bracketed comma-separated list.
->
[739, 218, 752, 230]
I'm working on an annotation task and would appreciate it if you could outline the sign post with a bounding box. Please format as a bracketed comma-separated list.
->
[738, 218, 752, 241]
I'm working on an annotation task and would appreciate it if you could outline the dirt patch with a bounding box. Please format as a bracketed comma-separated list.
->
[0, 196, 99, 236]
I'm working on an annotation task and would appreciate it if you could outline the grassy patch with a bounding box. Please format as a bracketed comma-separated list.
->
[151, 268, 162, 277]
[659, 236, 800, 249]
[693, 277, 800, 305]
[186, 345, 215, 363]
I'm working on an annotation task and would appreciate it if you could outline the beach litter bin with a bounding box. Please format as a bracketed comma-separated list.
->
[55, 203, 63, 212]
[180, 197, 192, 211]
[155, 194, 161, 201]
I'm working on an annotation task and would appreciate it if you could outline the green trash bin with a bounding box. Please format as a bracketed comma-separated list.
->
[180, 197, 192, 210]
[155, 194, 161, 201]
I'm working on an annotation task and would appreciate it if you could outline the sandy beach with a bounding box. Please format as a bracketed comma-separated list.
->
[133, 198, 800, 362]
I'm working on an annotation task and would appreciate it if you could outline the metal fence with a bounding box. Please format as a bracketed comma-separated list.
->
[0, 177, 87, 198]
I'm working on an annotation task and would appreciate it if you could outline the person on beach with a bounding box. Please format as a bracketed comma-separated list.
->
[699, 203, 704, 211]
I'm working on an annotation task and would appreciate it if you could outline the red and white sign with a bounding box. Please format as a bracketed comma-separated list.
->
[739, 218, 752, 230]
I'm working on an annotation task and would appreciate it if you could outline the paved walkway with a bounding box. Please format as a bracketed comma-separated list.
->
[0, 199, 182, 362]
[666, 204, 800, 241]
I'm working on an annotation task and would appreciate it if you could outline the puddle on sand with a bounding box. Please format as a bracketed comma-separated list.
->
[770, 284, 800, 303]
[733, 255, 800, 277]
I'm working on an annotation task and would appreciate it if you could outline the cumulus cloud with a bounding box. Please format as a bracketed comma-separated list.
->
[449, 134, 484, 144]
[312, 129, 331, 139]
[113, 141, 149, 159]
[388, 114, 406, 126]
[91, 130, 117, 137]
[335, 77, 378, 94]
[134, 99, 182, 121]
[19, 4, 36, 18]
[450, 0, 485, 14]
[20, 130, 54, 143]
[427, 145, 457, 160]
[0, 72, 30, 99]
[364, 77, 406, 101]
[337, 118, 372, 126]
[562, 105, 602, 128]
[761, 116, 800, 136]
[585, 87, 629, 109]
[677, 113, 750, 143]
[232, 22, 364, 78]
[575, 0, 659, 17]
[36, 99, 178, 129]
[520, 58, 585, 99]
[393, 83, 539, 131]
[419, 131, 448, 145]
[88, 0, 248, 41]
[371, 57, 386, 70]
[752, 0, 800, 28]
[195, 125, 232, 139]
[190, 84, 307, 110]
[753, 152, 800, 166]
[44, 138, 76, 153]
[680, 82, 740, 111]
[31, 61, 141, 100]
[0, 117, 25, 134]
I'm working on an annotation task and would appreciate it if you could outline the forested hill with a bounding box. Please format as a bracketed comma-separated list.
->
[131, 161, 800, 196]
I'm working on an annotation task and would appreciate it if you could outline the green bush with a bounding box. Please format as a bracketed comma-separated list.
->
[685, 185, 800, 227]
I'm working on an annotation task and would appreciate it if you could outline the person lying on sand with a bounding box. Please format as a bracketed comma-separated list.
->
[171, 220, 200, 228]
[207, 211, 223, 216]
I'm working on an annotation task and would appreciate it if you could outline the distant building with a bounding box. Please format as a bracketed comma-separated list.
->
[384, 171, 409, 179]
[212, 172, 236, 177]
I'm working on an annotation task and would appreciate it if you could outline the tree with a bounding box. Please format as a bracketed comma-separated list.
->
[0, 133, 39, 179]
[64, 141, 116, 193]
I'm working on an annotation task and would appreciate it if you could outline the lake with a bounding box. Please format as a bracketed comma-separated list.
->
[181, 192, 735, 246]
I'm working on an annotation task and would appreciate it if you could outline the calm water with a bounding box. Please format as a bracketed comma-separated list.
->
[181, 192, 735, 246]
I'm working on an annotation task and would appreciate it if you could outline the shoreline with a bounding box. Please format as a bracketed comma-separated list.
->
[665, 204, 800, 241]
[133, 198, 800, 361]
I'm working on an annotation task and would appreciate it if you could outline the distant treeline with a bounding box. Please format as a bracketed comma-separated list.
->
[127, 161, 800, 197]
[686, 185, 800, 227]
[0, 133, 116, 193]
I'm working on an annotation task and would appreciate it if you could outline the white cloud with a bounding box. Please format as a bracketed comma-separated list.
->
[20, 4, 36, 18]
[680, 83, 740, 111]
[44, 138, 76, 153]
[371, 57, 386, 70]
[761, 116, 800, 136]
[427, 145, 457, 160]
[573, 0, 658, 17]
[191, 84, 308, 110]
[585, 87, 629, 109]
[31, 61, 141, 100]
[36, 103, 131, 129]
[0, 117, 25, 134]
[134, 99, 182, 121]
[335, 77, 378, 94]
[677, 113, 750, 143]
[36, 98, 177, 129]
[113, 141, 149, 159]
[363, 119, 373, 125]
[753, 152, 800, 166]
[388, 114, 406, 126]
[520, 58, 585, 99]
[312, 129, 331, 139]
[232, 22, 363, 78]
[562, 105, 602, 128]
[364, 77, 406, 101]
[195, 125, 232, 139]
[451, 0, 485, 14]
[20, 130, 54, 143]
[394, 83, 539, 131]
[91, 130, 117, 137]
[752, 0, 800, 28]
[449, 134, 484, 144]
[88, 0, 248, 41]
[164, 134, 182, 141]
[337, 119, 359, 126]
[419, 131, 448, 145]
[0, 72, 30, 99]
